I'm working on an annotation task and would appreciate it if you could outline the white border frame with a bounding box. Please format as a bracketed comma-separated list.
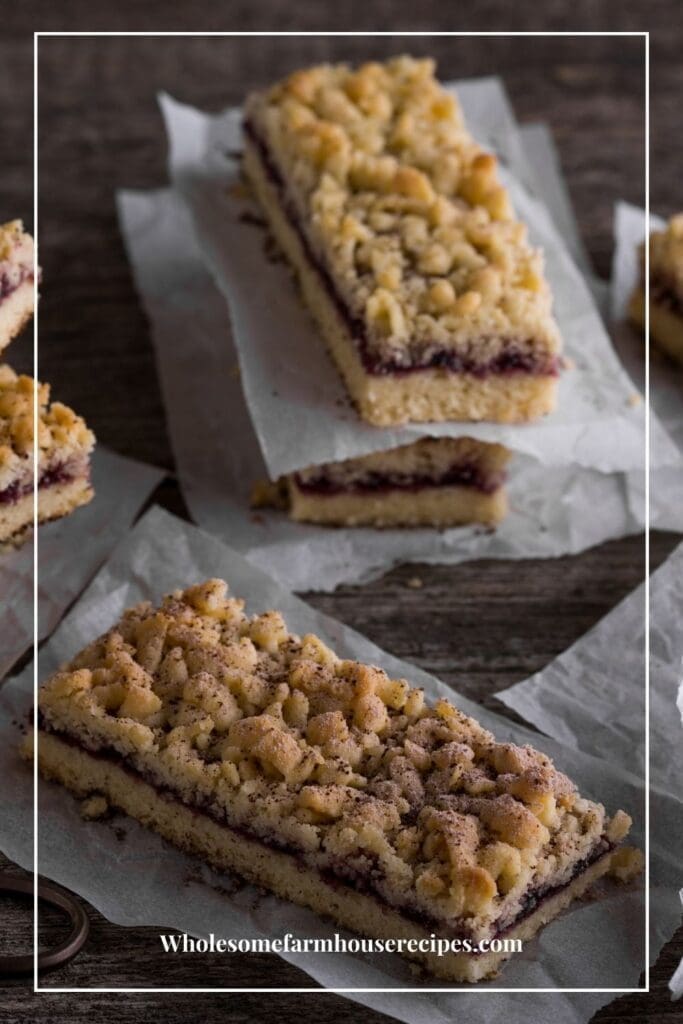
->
[33, 25, 651, 999]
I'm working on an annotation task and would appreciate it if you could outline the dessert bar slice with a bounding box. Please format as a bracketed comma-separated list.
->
[243, 57, 562, 426]
[0, 221, 36, 354]
[0, 365, 95, 548]
[252, 436, 510, 528]
[31, 580, 637, 982]
[629, 212, 683, 365]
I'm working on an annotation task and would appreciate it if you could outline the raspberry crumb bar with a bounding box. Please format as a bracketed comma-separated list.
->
[243, 57, 562, 426]
[30, 580, 638, 982]
[252, 437, 510, 528]
[629, 212, 683, 365]
[0, 221, 36, 354]
[0, 365, 95, 547]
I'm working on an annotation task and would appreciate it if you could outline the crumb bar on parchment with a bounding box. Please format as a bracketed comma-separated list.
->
[30, 580, 638, 982]
[252, 436, 510, 528]
[629, 213, 683, 365]
[0, 365, 95, 548]
[0, 221, 36, 354]
[243, 57, 562, 427]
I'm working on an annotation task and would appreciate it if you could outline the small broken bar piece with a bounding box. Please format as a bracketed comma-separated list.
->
[252, 436, 511, 528]
[0, 221, 36, 354]
[0, 365, 95, 548]
[243, 57, 562, 426]
[30, 580, 638, 982]
[629, 212, 683, 366]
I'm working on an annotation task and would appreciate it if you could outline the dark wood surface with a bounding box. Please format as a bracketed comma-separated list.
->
[1, 10, 682, 1023]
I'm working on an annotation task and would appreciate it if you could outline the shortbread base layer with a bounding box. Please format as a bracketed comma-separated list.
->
[0, 477, 93, 548]
[35, 729, 615, 983]
[629, 288, 683, 365]
[288, 479, 508, 527]
[0, 279, 34, 354]
[243, 138, 558, 427]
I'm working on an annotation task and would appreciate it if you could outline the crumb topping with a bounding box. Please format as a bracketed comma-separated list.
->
[80, 794, 109, 820]
[649, 212, 683, 299]
[0, 221, 35, 295]
[245, 56, 562, 368]
[38, 580, 630, 939]
[0, 364, 95, 492]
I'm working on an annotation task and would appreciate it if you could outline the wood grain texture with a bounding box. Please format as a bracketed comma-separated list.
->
[1, 8, 682, 1022]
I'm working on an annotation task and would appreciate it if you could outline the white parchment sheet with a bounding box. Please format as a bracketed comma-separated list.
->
[610, 201, 683, 533]
[516, 123, 609, 318]
[0, 506, 662, 1023]
[0, 447, 163, 681]
[498, 541, 683, 997]
[119, 182, 652, 593]
[160, 80, 678, 479]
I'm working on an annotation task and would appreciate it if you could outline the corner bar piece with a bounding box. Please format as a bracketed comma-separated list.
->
[0, 365, 95, 548]
[31, 580, 637, 981]
[0, 221, 36, 354]
[243, 57, 562, 426]
[252, 436, 510, 528]
[629, 212, 683, 365]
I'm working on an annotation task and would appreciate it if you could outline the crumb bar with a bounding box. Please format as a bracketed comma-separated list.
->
[252, 436, 510, 528]
[243, 57, 562, 426]
[0, 221, 36, 354]
[0, 365, 95, 548]
[629, 212, 683, 365]
[31, 580, 636, 981]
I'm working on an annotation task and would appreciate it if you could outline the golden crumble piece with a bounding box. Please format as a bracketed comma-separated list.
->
[0, 363, 96, 547]
[36, 578, 636, 967]
[242, 56, 562, 429]
[650, 213, 683, 297]
[0, 369, 44, 461]
[629, 212, 683, 365]
[608, 845, 644, 883]
[0, 220, 33, 265]
[80, 794, 109, 820]
[0, 221, 36, 356]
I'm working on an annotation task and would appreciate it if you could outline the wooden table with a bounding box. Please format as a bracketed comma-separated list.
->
[2, 17, 682, 1023]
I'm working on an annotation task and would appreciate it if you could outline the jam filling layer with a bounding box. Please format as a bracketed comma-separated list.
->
[0, 462, 83, 506]
[38, 716, 610, 945]
[243, 120, 560, 380]
[496, 839, 611, 939]
[294, 460, 507, 497]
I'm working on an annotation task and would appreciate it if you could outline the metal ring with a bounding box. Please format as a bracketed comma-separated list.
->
[0, 872, 90, 977]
